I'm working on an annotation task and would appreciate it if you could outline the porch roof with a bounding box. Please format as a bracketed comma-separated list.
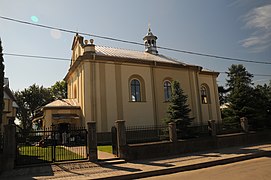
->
[43, 99, 80, 110]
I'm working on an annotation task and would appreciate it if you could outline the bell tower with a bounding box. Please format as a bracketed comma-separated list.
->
[143, 27, 158, 54]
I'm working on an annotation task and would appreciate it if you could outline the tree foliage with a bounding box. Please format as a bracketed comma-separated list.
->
[218, 86, 229, 105]
[224, 64, 271, 129]
[15, 80, 68, 133]
[15, 84, 54, 134]
[251, 84, 271, 127]
[165, 81, 193, 130]
[0, 39, 4, 127]
[49, 80, 67, 99]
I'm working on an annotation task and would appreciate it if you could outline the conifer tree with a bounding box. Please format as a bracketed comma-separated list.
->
[165, 80, 193, 130]
[225, 64, 254, 127]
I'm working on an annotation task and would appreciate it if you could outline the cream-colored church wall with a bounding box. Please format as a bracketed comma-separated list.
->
[43, 109, 82, 129]
[104, 63, 118, 131]
[153, 67, 195, 125]
[82, 62, 93, 125]
[198, 74, 221, 124]
[80, 64, 85, 125]
[121, 64, 155, 127]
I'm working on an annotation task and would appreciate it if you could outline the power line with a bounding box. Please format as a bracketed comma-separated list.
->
[1, 15, 271, 65]
[4, 52, 271, 77]
[4, 53, 70, 61]
[0, 16, 144, 46]
[158, 47, 271, 65]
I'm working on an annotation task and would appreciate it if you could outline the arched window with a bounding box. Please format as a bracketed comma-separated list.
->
[201, 85, 209, 104]
[164, 81, 172, 101]
[131, 79, 141, 102]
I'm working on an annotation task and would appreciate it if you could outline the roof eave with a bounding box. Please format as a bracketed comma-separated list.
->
[43, 106, 81, 110]
[200, 70, 220, 77]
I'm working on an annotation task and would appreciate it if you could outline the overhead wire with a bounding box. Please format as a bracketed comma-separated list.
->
[3, 52, 271, 77]
[4, 53, 70, 61]
[1, 15, 271, 65]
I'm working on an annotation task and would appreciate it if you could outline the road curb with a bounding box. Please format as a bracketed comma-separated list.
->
[95, 151, 271, 180]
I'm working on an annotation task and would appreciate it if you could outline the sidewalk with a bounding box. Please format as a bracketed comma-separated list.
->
[1, 142, 271, 180]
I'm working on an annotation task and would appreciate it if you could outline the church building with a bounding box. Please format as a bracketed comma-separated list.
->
[42, 28, 221, 132]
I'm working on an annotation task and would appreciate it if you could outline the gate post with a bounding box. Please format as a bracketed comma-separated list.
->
[115, 120, 127, 159]
[208, 120, 217, 137]
[240, 117, 249, 133]
[168, 122, 177, 142]
[3, 124, 16, 170]
[87, 122, 97, 162]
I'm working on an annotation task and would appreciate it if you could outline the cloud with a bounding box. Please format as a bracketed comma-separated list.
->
[241, 4, 271, 52]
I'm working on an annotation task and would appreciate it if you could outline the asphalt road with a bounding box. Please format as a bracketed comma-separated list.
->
[142, 157, 271, 180]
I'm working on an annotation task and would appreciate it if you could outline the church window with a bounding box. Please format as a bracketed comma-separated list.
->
[201, 85, 209, 104]
[164, 80, 172, 102]
[131, 79, 141, 102]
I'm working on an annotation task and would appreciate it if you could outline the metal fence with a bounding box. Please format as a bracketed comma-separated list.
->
[126, 125, 169, 144]
[0, 134, 3, 153]
[216, 123, 242, 134]
[185, 124, 209, 137]
[181, 123, 243, 138]
[15, 127, 87, 166]
[97, 132, 112, 145]
[124, 122, 246, 144]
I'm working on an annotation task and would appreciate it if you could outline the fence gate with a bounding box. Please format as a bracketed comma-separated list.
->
[15, 128, 88, 166]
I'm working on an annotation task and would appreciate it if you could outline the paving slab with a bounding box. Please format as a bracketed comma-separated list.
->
[1, 142, 271, 180]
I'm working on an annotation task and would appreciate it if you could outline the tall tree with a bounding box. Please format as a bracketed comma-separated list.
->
[218, 86, 230, 105]
[165, 81, 193, 132]
[226, 64, 255, 126]
[49, 80, 67, 99]
[15, 84, 54, 134]
[251, 84, 271, 127]
[0, 39, 4, 129]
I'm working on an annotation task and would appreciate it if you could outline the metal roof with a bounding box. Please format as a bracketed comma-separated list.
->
[95, 45, 189, 66]
[43, 99, 80, 109]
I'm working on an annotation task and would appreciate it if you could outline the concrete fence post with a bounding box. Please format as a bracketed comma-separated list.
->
[240, 117, 249, 133]
[115, 120, 127, 159]
[168, 122, 177, 142]
[3, 124, 16, 170]
[87, 122, 98, 162]
[208, 120, 217, 137]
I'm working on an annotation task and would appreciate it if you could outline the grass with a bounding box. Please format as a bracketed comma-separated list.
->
[17, 145, 113, 165]
[97, 145, 112, 153]
[18, 145, 84, 163]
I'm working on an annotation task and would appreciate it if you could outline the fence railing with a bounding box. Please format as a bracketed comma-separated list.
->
[0, 134, 3, 153]
[15, 128, 88, 166]
[216, 123, 242, 134]
[123, 122, 248, 144]
[97, 132, 112, 145]
[185, 124, 209, 137]
[126, 125, 169, 144]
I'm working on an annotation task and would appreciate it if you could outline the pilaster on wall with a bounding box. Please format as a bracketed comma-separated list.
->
[188, 69, 197, 125]
[115, 64, 124, 120]
[192, 69, 203, 125]
[150, 66, 158, 126]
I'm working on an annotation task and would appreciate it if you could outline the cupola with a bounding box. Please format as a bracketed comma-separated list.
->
[143, 27, 158, 54]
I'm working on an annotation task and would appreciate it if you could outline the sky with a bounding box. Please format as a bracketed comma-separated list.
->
[0, 0, 270, 91]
